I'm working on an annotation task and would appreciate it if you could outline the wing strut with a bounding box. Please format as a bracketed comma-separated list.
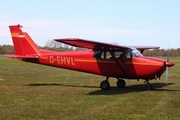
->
[108, 48, 128, 77]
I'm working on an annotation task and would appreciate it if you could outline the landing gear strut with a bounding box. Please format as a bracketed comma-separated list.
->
[145, 80, 154, 90]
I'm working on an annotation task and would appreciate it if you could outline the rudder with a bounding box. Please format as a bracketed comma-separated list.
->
[9, 24, 41, 56]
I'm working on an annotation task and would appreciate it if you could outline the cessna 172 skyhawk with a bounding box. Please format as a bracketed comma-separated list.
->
[5, 24, 174, 90]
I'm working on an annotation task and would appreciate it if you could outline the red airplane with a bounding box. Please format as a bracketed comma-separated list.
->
[5, 24, 174, 90]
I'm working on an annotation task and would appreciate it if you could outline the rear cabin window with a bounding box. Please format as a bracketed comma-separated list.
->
[93, 51, 103, 59]
[93, 51, 114, 59]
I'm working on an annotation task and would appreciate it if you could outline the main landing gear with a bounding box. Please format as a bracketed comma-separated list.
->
[100, 80, 110, 90]
[117, 79, 126, 88]
[100, 77, 126, 90]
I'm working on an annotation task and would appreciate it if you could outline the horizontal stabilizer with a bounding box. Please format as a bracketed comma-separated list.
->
[4, 54, 39, 59]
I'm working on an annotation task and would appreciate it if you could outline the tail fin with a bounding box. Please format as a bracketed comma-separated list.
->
[9, 24, 41, 56]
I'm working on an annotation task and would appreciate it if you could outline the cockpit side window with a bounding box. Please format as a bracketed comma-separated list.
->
[93, 51, 112, 59]
[126, 49, 132, 58]
[128, 46, 143, 58]
[118, 49, 132, 60]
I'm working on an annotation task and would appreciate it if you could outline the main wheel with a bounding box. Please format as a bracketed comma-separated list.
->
[117, 79, 126, 88]
[100, 80, 110, 90]
[145, 83, 154, 90]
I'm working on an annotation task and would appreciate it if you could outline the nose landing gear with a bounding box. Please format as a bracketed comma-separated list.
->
[145, 80, 154, 90]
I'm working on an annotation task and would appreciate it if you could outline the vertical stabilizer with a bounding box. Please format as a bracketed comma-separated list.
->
[9, 24, 41, 56]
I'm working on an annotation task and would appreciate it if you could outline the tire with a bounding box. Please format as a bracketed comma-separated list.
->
[100, 80, 110, 90]
[117, 79, 126, 88]
[145, 84, 154, 90]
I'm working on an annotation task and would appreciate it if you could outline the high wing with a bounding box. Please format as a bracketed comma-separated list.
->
[54, 38, 159, 52]
[134, 46, 160, 54]
[54, 38, 129, 51]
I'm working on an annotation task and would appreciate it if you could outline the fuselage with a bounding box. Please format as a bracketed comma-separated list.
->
[23, 49, 173, 80]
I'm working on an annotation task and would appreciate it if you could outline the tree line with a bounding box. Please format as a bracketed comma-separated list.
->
[0, 40, 180, 57]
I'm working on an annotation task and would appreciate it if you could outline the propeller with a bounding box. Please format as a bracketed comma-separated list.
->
[165, 65, 169, 85]
[165, 49, 170, 85]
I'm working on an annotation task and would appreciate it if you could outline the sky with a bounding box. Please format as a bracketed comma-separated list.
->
[0, 0, 180, 49]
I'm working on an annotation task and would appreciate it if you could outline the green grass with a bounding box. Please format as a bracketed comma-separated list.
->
[0, 56, 180, 120]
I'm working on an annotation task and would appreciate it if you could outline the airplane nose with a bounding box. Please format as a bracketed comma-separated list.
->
[166, 61, 174, 67]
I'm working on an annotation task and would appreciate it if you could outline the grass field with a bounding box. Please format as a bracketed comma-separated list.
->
[0, 56, 180, 120]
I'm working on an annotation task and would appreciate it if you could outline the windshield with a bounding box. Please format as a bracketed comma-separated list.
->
[128, 46, 143, 58]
